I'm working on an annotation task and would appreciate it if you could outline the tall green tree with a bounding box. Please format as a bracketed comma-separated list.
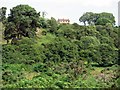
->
[79, 12, 115, 26]
[4, 5, 40, 43]
[79, 12, 94, 26]
[97, 12, 115, 25]
[0, 7, 7, 23]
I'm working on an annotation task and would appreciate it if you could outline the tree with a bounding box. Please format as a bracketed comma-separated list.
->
[0, 7, 7, 43]
[95, 18, 112, 25]
[47, 17, 58, 33]
[0, 7, 7, 23]
[4, 22, 16, 44]
[43, 37, 78, 62]
[77, 36, 100, 65]
[38, 17, 48, 28]
[57, 24, 75, 39]
[79, 12, 94, 26]
[98, 44, 117, 66]
[4, 5, 40, 43]
[97, 12, 115, 25]
[79, 12, 115, 26]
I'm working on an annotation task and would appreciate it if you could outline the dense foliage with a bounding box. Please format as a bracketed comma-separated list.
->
[0, 7, 7, 24]
[4, 5, 40, 43]
[1, 4, 119, 88]
[79, 12, 115, 26]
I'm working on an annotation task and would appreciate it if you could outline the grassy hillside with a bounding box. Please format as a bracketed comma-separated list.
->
[2, 24, 120, 88]
[1, 5, 119, 88]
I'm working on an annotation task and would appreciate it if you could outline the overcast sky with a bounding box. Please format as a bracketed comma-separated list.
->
[0, 0, 119, 25]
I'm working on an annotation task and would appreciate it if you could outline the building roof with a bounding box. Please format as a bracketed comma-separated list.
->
[58, 19, 70, 23]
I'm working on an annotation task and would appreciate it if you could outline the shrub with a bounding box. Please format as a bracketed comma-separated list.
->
[33, 63, 48, 72]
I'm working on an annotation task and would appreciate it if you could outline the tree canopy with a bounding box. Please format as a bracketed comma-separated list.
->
[79, 12, 115, 26]
[4, 4, 40, 43]
[0, 7, 7, 23]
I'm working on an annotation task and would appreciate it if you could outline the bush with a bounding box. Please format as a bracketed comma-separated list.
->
[2, 37, 45, 64]
[43, 37, 78, 62]
[33, 63, 48, 72]
[97, 44, 118, 66]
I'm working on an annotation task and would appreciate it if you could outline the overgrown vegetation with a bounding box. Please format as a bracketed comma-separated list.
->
[0, 5, 119, 88]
